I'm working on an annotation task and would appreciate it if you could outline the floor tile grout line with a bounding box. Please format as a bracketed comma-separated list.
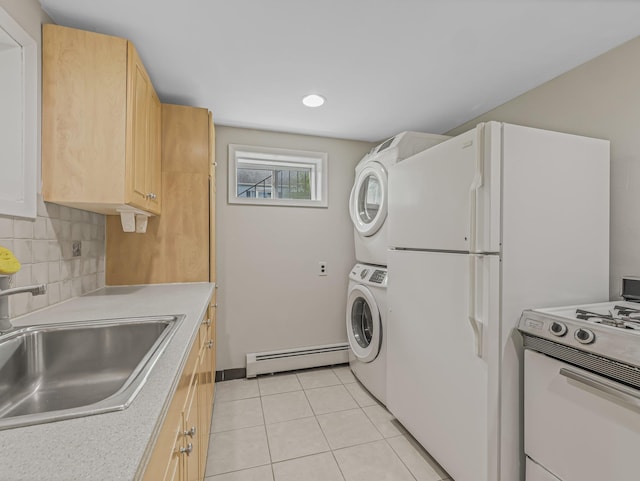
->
[261, 389, 334, 468]
[382, 435, 420, 481]
[275, 448, 343, 465]
[260, 389, 314, 425]
[302, 382, 362, 416]
[324, 369, 356, 481]
[205, 461, 272, 479]
[260, 387, 303, 397]
[214, 394, 261, 403]
[301, 382, 335, 453]
[362, 406, 391, 439]
[385, 430, 452, 481]
[258, 393, 275, 464]
[210, 420, 265, 435]
[392, 422, 452, 480]
[209, 395, 265, 434]
[331, 437, 420, 481]
[328, 448, 348, 481]
[206, 379, 268, 478]
[258, 392, 278, 480]
[309, 404, 365, 418]
[265, 413, 316, 427]
[332, 366, 357, 385]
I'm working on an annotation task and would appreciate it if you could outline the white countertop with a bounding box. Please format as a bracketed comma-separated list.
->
[0, 282, 215, 481]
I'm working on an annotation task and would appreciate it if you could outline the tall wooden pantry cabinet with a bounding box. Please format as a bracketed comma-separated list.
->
[106, 104, 217, 481]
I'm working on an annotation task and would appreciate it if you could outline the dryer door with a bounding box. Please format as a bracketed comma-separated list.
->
[347, 284, 382, 362]
[349, 162, 387, 237]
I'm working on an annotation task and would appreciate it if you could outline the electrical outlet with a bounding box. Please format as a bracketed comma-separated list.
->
[72, 241, 81, 257]
[318, 261, 327, 276]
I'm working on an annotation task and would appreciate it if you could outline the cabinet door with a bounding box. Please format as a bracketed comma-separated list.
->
[146, 89, 162, 214]
[127, 42, 151, 210]
[183, 372, 199, 481]
[163, 420, 184, 481]
[209, 299, 217, 398]
[164, 455, 181, 481]
[42, 25, 129, 210]
[198, 338, 212, 478]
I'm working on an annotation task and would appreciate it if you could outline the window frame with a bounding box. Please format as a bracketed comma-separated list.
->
[228, 144, 328, 208]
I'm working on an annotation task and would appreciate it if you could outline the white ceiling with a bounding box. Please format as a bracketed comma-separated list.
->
[40, 0, 640, 142]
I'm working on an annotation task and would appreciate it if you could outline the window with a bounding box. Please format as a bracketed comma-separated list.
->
[228, 144, 328, 207]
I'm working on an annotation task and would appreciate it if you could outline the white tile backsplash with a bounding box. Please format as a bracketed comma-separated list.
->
[48, 261, 61, 282]
[0, 195, 105, 318]
[14, 219, 34, 239]
[31, 262, 49, 285]
[0, 218, 13, 238]
[34, 217, 47, 239]
[60, 279, 72, 301]
[32, 240, 48, 263]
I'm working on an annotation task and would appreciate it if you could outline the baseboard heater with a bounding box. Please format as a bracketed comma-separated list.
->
[246, 342, 349, 378]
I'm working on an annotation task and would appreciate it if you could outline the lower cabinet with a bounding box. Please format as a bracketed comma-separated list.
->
[143, 308, 216, 481]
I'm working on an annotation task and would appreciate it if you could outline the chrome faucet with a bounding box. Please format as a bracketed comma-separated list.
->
[0, 276, 46, 333]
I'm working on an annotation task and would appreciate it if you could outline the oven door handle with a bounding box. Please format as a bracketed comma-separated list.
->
[559, 368, 640, 409]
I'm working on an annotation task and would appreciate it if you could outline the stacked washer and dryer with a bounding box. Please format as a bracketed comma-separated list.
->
[346, 132, 448, 404]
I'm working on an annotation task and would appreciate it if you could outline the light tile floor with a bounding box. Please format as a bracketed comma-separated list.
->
[205, 366, 452, 481]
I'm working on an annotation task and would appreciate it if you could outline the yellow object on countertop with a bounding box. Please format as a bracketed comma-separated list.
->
[0, 246, 21, 275]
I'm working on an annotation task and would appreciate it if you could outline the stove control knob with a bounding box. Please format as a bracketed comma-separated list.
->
[550, 321, 567, 337]
[574, 328, 595, 344]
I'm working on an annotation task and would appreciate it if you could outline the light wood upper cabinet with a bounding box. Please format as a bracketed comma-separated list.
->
[42, 24, 161, 216]
[147, 90, 162, 213]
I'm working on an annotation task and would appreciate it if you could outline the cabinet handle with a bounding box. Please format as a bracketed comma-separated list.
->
[207, 340, 214, 349]
[146, 192, 157, 200]
[183, 426, 196, 438]
[202, 318, 211, 326]
[180, 443, 193, 456]
[213, 303, 218, 308]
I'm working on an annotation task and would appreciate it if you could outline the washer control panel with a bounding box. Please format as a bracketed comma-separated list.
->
[350, 264, 388, 288]
[370, 270, 387, 284]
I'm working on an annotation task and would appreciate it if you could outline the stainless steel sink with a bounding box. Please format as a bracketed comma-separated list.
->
[0, 315, 183, 430]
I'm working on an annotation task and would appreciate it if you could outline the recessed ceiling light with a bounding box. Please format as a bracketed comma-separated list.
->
[302, 94, 325, 107]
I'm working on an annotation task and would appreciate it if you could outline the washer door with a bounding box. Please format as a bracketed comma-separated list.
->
[349, 162, 388, 237]
[346, 284, 382, 362]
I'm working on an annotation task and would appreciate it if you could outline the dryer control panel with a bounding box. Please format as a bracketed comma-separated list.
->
[350, 264, 388, 288]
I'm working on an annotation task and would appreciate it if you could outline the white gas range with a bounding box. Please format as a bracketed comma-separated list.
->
[518, 300, 640, 481]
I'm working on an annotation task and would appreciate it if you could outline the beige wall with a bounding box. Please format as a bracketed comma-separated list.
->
[448, 36, 640, 300]
[0, 0, 106, 317]
[215, 126, 372, 370]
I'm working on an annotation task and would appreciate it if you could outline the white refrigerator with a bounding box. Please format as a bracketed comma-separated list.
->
[386, 122, 609, 481]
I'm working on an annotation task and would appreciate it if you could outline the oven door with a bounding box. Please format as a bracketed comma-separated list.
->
[525, 349, 640, 481]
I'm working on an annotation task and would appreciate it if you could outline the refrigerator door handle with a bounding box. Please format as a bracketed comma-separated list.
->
[468, 253, 484, 357]
[468, 124, 485, 254]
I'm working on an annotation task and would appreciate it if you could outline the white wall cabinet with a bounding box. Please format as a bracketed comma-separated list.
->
[0, 6, 37, 218]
